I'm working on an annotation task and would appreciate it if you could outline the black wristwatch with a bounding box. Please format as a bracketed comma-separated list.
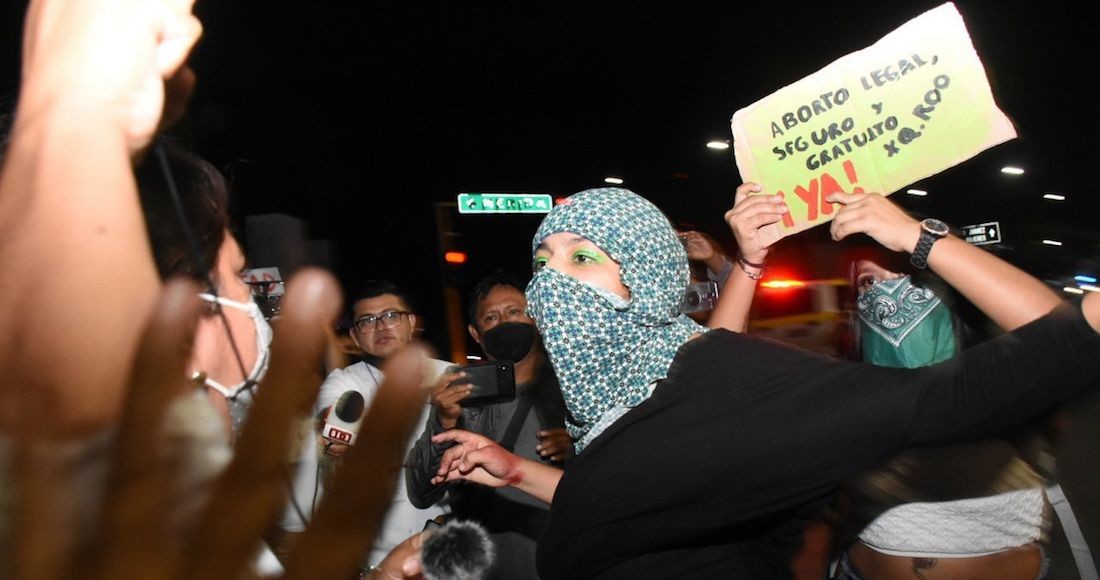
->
[910, 218, 949, 269]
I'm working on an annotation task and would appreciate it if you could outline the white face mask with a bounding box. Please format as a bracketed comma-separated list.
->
[197, 293, 274, 437]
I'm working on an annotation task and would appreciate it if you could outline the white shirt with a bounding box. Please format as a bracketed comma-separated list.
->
[282, 358, 452, 566]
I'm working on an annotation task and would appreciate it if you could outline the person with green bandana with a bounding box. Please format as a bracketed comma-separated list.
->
[427, 186, 1100, 579]
[823, 258, 1055, 580]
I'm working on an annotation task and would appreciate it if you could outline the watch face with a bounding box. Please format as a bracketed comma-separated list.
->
[922, 218, 949, 236]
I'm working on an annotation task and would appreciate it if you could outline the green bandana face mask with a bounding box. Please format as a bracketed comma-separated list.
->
[526, 188, 706, 451]
[857, 275, 956, 368]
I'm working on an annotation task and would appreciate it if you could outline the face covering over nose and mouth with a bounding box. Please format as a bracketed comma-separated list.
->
[526, 188, 706, 452]
[857, 275, 956, 368]
[480, 321, 537, 363]
[197, 292, 274, 439]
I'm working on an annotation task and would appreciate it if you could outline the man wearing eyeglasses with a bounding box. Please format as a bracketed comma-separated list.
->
[280, 280, 452, 568]
[347, 292, 418, 362]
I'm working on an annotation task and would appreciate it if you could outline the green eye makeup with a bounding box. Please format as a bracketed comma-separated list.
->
[572, 249, 606, 264]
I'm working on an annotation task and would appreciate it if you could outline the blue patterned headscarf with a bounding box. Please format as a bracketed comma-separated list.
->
[525, 188, 706, 451]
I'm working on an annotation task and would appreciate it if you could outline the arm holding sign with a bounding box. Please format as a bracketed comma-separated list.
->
[827, 192, 1100, 333]
[706, 183, 789, 332]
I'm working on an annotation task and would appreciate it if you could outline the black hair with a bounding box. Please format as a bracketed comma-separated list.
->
[134, 139, 230, 282]
[467, 270, 526, 330]
[350, 280, 417, 316]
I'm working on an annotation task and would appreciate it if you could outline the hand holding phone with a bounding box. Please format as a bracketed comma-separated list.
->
[452, 360, 516, 406]
[430, 370, 471, 428]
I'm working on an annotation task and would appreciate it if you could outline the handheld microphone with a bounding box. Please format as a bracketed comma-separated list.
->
[321, 390, 366, 445]
[421, 519, 495, 580]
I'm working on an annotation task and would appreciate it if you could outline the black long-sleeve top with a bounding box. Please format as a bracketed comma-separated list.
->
[537, 301, 1100, 579]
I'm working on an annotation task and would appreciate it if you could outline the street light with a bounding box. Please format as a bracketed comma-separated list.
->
[706, 140, 730, 150]
[604, 177, 624, 185]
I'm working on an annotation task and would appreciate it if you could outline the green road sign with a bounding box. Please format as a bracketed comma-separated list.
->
[457, 193, 553, 214]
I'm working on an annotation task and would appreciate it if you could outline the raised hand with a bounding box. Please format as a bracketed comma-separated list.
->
[723, 182, 788, 264]
[19, 0, 202, 152]
[681, 231, 717, 263]
[826, 192, 921, 253]
[285, 343, 433, 580]
[180, 269, 342, 580]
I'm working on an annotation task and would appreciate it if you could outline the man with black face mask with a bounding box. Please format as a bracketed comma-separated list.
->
[407, 271, 571, 580]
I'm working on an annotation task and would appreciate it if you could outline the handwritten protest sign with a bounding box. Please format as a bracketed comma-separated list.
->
[730, 2, 1016, 246]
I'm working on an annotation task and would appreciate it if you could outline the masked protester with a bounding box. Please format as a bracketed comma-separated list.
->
[194, 290, 273, 438]
[0, 140, 275, 577]
[136, 141, 272, 441]
[407, 270, 570, 580]
[856, 273, 956, 368]
[829, 261, 1052, 580]
[426, 187, 1100, 580]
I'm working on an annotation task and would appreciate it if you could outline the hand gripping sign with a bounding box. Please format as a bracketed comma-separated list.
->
[730, 2, 1016, 247]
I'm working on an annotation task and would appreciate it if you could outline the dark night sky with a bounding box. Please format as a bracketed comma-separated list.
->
[2, 1, 1097, 351]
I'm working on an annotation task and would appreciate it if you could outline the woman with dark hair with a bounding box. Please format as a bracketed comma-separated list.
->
[429, 187, 1100, 579]
[134, 142, 271, 439]
[819, 258, 1052, 580]
[725, 196, 1059, 578]
[134, 143, 230, 282]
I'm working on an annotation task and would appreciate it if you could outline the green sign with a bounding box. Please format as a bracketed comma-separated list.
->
[457, 193, 553, 214]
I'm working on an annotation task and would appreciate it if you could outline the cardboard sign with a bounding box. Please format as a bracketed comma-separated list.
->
[731, 3, 1016, 246]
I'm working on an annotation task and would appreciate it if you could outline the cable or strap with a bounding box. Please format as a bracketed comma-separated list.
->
[1047, 483, 1098, 580]
[156, 143, 250, 381]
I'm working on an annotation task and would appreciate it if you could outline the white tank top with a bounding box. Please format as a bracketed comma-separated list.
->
[858, 488, 1047, 558]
